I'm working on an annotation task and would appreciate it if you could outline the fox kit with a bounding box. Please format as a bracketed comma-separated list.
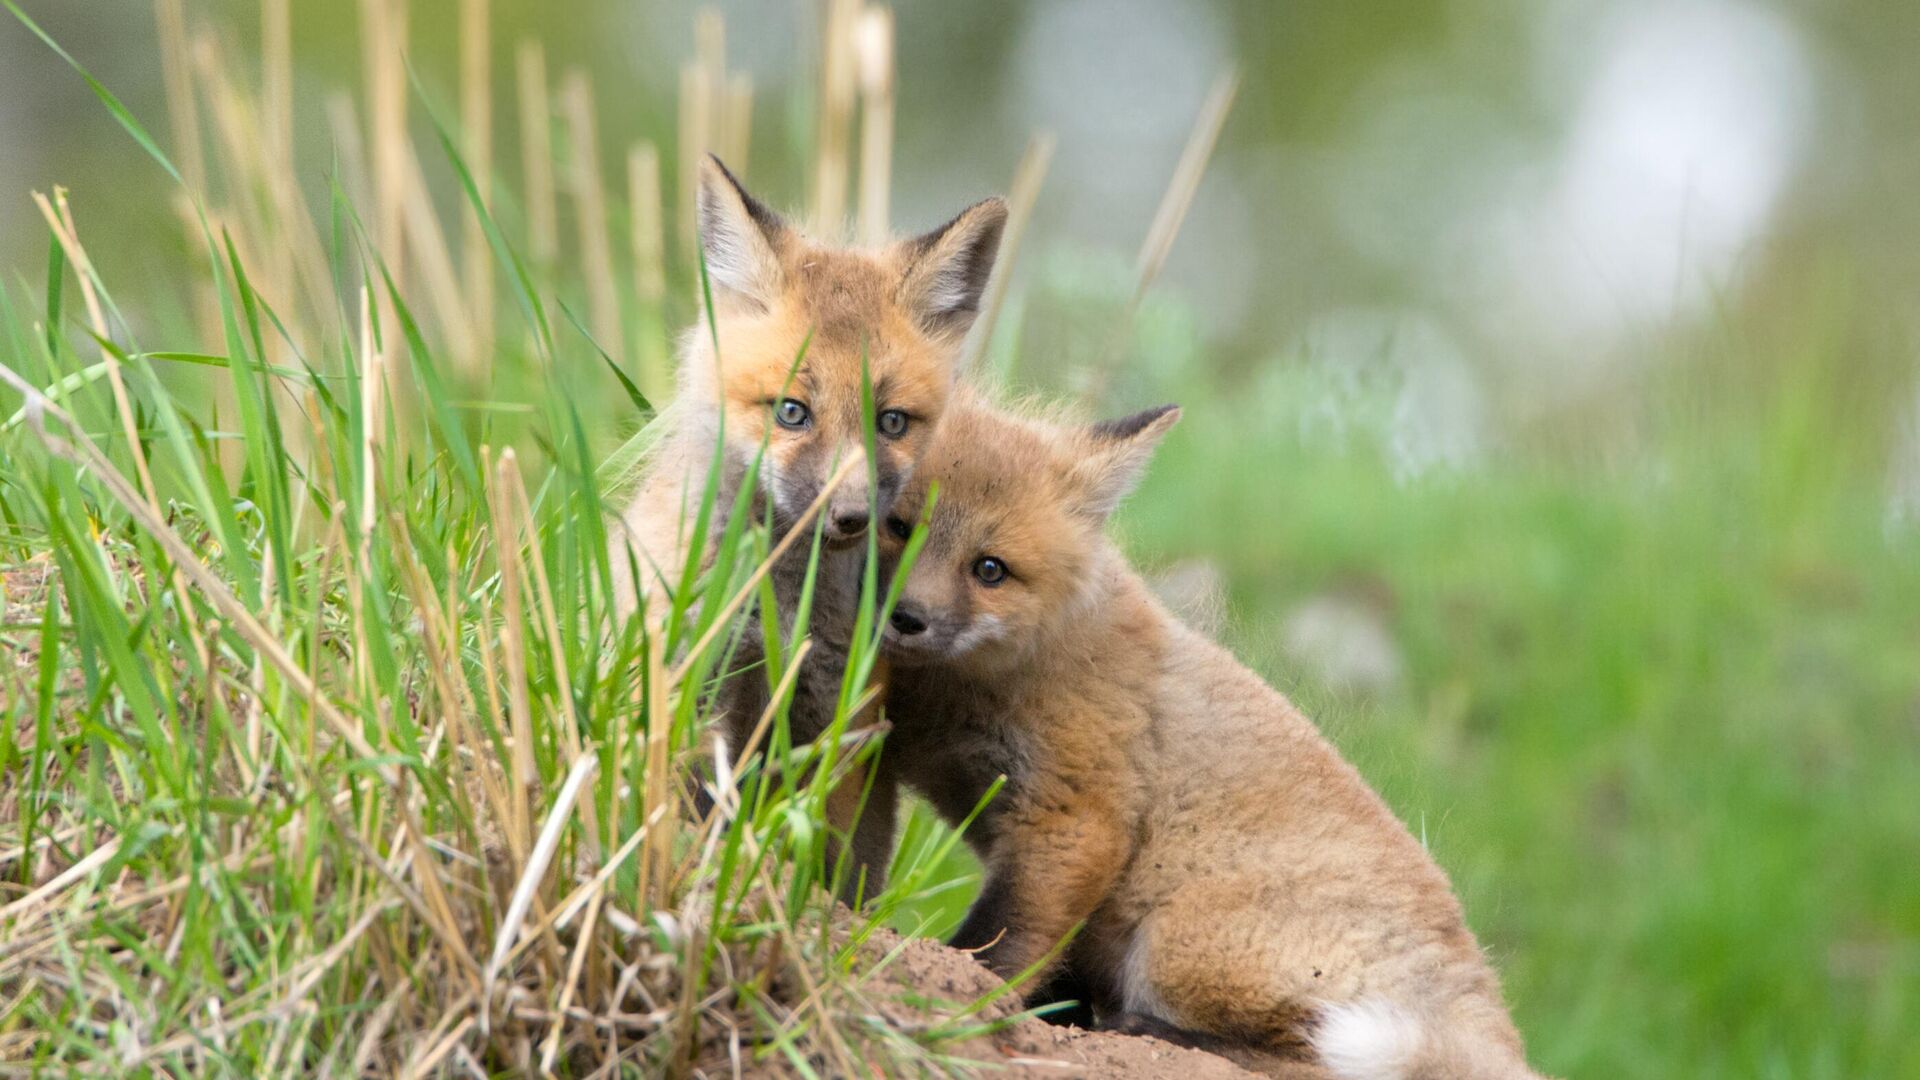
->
[871, 393, 1543, 1080]
[610, 156, 1006, 899]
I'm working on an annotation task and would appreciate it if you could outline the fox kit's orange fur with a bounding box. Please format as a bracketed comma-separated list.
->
[872, 392, 1544, 1079]
[610, 156, 1004, 616]
[610, 156, 1005, 900]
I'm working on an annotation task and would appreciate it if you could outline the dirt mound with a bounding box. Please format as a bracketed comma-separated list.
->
[861, 927, 1260, 1079]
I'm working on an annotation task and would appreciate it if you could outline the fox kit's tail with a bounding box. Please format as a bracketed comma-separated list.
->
[1311, 1000, 1544, 1080]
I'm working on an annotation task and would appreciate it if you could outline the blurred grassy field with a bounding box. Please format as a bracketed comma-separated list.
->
[1141, 325, 1920, 1077]
[2, 2, 1918, 1076]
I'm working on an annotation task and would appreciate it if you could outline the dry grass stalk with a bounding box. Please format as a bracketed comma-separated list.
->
[357, 287, 383, 546]
[461, 0, 495, 380]
[676, 8, 726, 266]
[628, 143, 666, 308]
[637, 643, 672, 912]
[191, 36, 272, 246]
[561, 70, 624, 364]
[152, 0, 225, 354]
[724, 72, 753, 174]
[813, 0, 860, 235]
[855, 6, 894, 246]
[183, 31, 332, 344]
[676, 61, 711, 264]
[1134, 69, 1240, 300]
[153, 0, 206, 196]
[497, 452, 601, 853]
[362, 0, 409, 282]
[32, 191, 161, 522]
[627, 141, 670, 397]
[698, 2, 726, 175]
[353, 286, 385, 703]
[398, 802, 485, 991]
[538, 886, 605, 1072]
[359, 0, 421, 433]
[192, 44, 277, 304]
[262, 0, 293, 187]
[255, 0, 301, 339]
[516, 40, 559, 269]
[34, 190, 229, 679]
[966, 132, 1055, 371]
[488, 448, 538, 858]
[722, 640, 813, 780]
[1089, 69, 1238, 398]
[400, 147, 480, 362]
[391, 538, 500, 843]
[400, 1002, 476, 1078]
[153, 2, 228, 417]
[482, 750, 598, 1032]
[0, 836, 122, 923]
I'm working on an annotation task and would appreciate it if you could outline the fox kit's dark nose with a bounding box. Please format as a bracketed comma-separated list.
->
[831, 510, 869, 538]
[889, 607, 927, 636]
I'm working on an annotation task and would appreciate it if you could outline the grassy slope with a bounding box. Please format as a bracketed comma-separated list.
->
[1113, 352, 1920, 1078]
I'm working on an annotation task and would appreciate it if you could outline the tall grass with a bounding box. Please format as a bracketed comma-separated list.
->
[0, 2, 1061, 1074]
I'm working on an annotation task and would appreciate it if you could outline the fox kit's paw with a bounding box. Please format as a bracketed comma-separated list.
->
[1095, 1011, 1233, 1054]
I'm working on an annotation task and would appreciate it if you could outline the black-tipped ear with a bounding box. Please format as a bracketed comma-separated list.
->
[1089, 403, 1180, 443]
[897, 196, 1009, 341]
[697, 155, 788, 310]
[1072, 405, 1181, 520]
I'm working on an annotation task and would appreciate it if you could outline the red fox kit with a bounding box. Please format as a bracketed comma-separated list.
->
[610, 156, 1006, 899]
[872, 393, 1544, 1079]
[611, 155, 1005, 615]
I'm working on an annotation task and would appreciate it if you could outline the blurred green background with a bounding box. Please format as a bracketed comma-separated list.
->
[4, 2, 1918, 1077]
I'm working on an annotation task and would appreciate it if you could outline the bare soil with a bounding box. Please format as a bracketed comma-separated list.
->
[858, 926, 1260, 1079]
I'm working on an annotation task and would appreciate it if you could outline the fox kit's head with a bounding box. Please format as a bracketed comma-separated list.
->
[880, 394, 1180, 670]
[686, 156, 1007, 544]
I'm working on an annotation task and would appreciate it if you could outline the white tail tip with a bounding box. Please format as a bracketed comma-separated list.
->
[1313, 1000, 1425, 1080]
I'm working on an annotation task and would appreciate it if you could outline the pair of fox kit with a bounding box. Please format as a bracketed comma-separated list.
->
[613, 157, 1545, 1079]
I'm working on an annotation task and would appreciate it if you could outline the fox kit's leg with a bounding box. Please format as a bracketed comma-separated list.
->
[1098, 1011, 1224, 1046]
[718, 645, 896, 906]
[822, 664, 896, 904]
[950, 796, 1130, 986]
[1099, 1015, 1349, 1080]
[825, 759, 897, 905]
[1026, 962, 1096, 1028]
[1094, 1012, 1337, 1077]
[1126, 880, 1538, 1079]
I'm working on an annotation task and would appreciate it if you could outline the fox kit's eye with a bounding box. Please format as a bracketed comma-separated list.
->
[886, 516, 913, 541]
[774, 398, 811, 429]
[972, 556, 1008, 586]
[877, 409, 910, 438]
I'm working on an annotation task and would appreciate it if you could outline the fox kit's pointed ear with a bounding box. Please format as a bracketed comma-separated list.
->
[697, 155, 788, 311]
[1071, 404, 1181, 521]
[897, 197, 1009, 342]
